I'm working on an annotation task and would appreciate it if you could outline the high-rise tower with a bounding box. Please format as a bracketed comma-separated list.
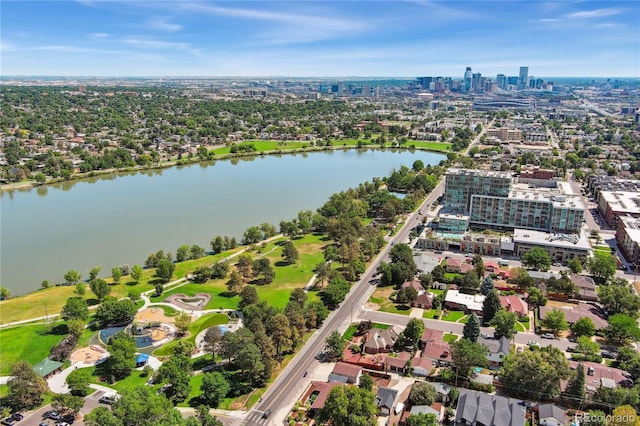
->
[464, 66, 472, 91]
[518, 66, 529, 90]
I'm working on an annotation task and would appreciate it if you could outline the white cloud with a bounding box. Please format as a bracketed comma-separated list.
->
[146, 18, 183, 33]
[89, 32, 112, 40]
[567, 8, 622, 19]
[120, 37, 203, 55]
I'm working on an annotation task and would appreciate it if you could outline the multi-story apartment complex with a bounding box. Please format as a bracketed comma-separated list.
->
[597, 191, 640, 228]
[443, 168, 512, 212]
[442, 169, 584, 233]
[485, 128, 522, 142]
[617, 215, 640, 267]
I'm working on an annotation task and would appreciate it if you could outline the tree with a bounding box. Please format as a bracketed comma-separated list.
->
[290, 287, 307, 306]
[482, 291, 502, 325]
[605, 314, 640, 344]
[236, 253, 253, 282]
[598, 283, 640, 317]
[238, 285, 259, 310]
[51, 393, 84, 417]
[460, 270, 480, 291]
[542, 308, 568, 335]
[282, 240, 299, 265]
[280, 220, 299, 238]
[304, 301, 329, 328]
[567, 258, 583, 274]
[321, 277, 350, 309]
[325, 330, 346, 362]
[156, 354, 192, 404]
[189, 245, 205, 260]
[90, 278, 110, 302]
[210, 261, 229, 279]
[61, 297, 89, 321]
[499, 346, 571, 400]
[226, 270, 243, 294]
[406, 413, 437, 426]
[526, 286, 548, 308]
[587, 252, 617, 284]
[86, 385, 187, 426]
[242, 226, 262, 244]
[7, 361, 49, 411]
[99, 331, 136, 382]
[359, 373, 374, 391]
[64, 269, 81, 285]
[408, 382, 437, 406]
[564, 363, 586, 406]
[473, 254, 485, 279]
[521, 247, 552, 271]
[94, 297, 137, 327]
[450, 338, 488, 378]
[463, 313, 481, 342]
[176, 245, 190, 262]
[571, 317, 596, 338]
[490, 310, 518, 339]
[66, 318, 85, 337]
[194, 405, 224, 426]
[431, 264, 445, 282]
[270, 313, 292, 358]
[510, 267, 533, 288]
[74, 282, 86, 297]
[390, 243, 415, 266]
[317, 385, 377, 426]
[402, 318, 425, 348]
[611, 406, 640, 426]
[480, 276, 494, 296]
[89, 265, 102, 281]
[131, 264, 143, 283]
[252, 258, 275, 284]
[210, 236, 225, 254]
[200, 372, 229, 408]
[156, 258, 176, 283]
[66, 368, 92, 396]
[203, 326, 223, 359]
[396, 286, 418, 305]
[412, 159, 424, 171]
[575, 336, 600, 357]
[111, 267, 123, 284]
[174, 311, 192, 336]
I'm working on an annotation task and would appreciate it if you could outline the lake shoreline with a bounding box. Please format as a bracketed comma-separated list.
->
[0, 143, 449, 194]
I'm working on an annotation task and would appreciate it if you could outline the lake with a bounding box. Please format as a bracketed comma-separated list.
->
[1, 149, 444, 295]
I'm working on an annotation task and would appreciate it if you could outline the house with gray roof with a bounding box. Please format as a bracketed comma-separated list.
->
[478, 336, 511, 368]
[376, 387, 398, 416]
[538, 403, 565, 426]
[363, 326, 402, 354]
[455, 389, 525, 426]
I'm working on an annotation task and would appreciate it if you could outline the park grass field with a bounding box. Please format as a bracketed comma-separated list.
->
[367, 288, 412, 316]
[211, 141, 308, 155]
[0, 322, 67, 375]
[153, 313, 229, 357]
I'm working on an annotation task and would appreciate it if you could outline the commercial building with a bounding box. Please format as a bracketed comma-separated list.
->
[513, 228, 591, 262]
[518, 66, 529, 90]
[519, 167, 554, 180]
[486, 128, 522, 142]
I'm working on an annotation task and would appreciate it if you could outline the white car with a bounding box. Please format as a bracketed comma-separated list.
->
[527, 340, 540, 347]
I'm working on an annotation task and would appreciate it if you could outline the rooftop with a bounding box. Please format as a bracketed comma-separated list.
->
[619, 215, 640, 243]
[600, 191, 640, 214]
[446, 168, 513, 179]
[513, 228, 591, 250]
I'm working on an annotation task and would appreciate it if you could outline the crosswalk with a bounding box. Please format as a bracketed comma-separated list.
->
[242, 410, 272, 426]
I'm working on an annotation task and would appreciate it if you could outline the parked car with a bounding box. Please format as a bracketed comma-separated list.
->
[99, 395, 117, 405]
[527, 340, 540, 347]
[541, 333, 555, 339]
[1, 418, 16, 426]
[601, 351, 616, 359]
[10, 414, 23, 421]
[44, 412, 61, 421]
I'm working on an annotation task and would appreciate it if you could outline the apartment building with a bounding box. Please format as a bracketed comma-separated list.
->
[597, 191, 640, 228]
[617, 216, 640, 267]
[486, 128, 523, 142]
[443, 168, 513, 212]
[443, 169, 585, 233]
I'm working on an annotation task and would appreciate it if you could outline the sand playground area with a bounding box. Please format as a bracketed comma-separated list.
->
[70, 345, 107, 364]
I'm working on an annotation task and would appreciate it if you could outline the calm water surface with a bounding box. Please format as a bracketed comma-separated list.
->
[1, 149, 444, 295]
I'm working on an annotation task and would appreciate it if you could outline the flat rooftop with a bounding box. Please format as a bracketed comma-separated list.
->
[446, 168, 513, 178]
[504, 182, 584, 209]
[513, 228, 591, 250]
[619, 215, 640, 243]
[600, 191, 640, 214]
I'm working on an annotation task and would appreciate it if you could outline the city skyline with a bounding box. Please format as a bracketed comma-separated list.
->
[1, 1, 639, 77]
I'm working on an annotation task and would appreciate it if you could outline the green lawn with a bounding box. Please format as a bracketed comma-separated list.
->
[443, 333, 458, 343]
[458, 315, 470, 324]
[153, 313, 228, 357]
[444, 272, 461, 282]
[515, 321, 527, 333]
[441, 310, 466, 322]
[0, 322, 68, 375]
[406, 141, 452, 152]
[211, 141, 308, 155]
[150, 282, 241, 310]
[422, 309, 440, 319]
[429, 288, 445, 295]
[368, 290, 412, 316]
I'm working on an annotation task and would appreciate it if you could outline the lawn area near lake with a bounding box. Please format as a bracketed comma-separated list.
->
[407, 141, 452, 151]
[211, 141, 308, 155]
[367, 288, 412, 315]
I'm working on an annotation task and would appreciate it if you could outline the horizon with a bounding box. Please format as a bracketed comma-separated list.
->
[2, 1, 639, 78]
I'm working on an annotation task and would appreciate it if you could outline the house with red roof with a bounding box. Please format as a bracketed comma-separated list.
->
[329, 362, 362, 384]
[484, 261, 500, 273]
[302, 381, 342, 414]
[445, 257, 462, 272]
[499, 295, 529, 317]
[421, 342, 452, 366]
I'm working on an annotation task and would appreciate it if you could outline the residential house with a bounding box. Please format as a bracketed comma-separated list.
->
[363, 326, 402, 354]
[484, 261, 500, 273]
[302, 381, 342, 415]
[413, 292, 433, 309]
[445, 258, 463, 272]
[478, 336, 511, 369]
[540, 304, 608, 330]
[420, 328, 445, 349]
[410, 405, 442, 422]
[499, 295, 529, 318]
[421, 342, 452, 366]
[432, 382, 453, 403]
[570, 274, 598, 301]
[538, 403, 566, 426]
[376, 387, 398, 416]
[402, 279, 425, 293]
[432, 281, 447, 290]
[455, 389, 526, 426]
[445, 290, 485, 314]
[384, 351, 411, 374]
[410, 356, 433, 377]
[566, 361, 631, 393]
[328, 362, 362, 384]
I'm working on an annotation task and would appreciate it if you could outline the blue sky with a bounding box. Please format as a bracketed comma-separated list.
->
[1, 1, 638, 77]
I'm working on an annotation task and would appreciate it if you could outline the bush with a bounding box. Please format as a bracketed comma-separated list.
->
[570, 353, 603, 363]
[518, 316, 530, 323]
[49, 334, 79, 362]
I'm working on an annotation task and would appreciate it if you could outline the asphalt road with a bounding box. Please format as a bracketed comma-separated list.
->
[17, 390, 107, 426]
[244, 183, 445, 425]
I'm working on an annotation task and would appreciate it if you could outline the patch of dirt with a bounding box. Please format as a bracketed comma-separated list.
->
[136, 307, 176, 324]
[364, 302, 380, 311]
[70, 346, 105, 364]
[546, 300, 575, 309]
